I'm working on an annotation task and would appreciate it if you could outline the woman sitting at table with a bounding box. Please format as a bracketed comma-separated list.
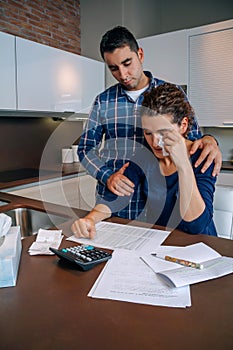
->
[71, 83, 218, 238]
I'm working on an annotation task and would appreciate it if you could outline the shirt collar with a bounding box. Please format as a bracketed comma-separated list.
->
[119, 71, 155, 97]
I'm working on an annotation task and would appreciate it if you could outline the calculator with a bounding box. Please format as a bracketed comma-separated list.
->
[49, 245, 112, 271]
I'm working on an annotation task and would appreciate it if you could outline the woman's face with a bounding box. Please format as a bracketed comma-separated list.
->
[142, 114, 187, 158]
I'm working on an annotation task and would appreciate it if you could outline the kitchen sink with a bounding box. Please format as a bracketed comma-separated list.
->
[5, 208, 68, 238]
[0, 200, 9, 206]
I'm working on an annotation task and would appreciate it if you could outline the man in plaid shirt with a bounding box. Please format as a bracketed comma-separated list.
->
[78, 26, 222, 221]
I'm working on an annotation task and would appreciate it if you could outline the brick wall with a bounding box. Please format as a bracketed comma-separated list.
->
[0, 0, 81, 55]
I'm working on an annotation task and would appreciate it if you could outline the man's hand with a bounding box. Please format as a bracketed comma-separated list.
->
[107, 162, 135, 196]
[189, 135, 222, 176]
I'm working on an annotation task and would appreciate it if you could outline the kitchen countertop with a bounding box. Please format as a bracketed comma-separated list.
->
[221, 161, 233, 171]
[0, 162, 87, 234]
[0, 161, 231, 191]
[0, 160, 232, 229]
[0, 162, 85, 190]
[0, 184, 88, 239]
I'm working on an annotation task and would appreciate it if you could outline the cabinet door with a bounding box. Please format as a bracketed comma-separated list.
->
[80, 56, 105, 113]
[213, 186, 233, 239]
[137, 30, 187, 86]
[16, 37, 104, 112]
[0, 32, 16, 109]
[188, 22, 233, 126]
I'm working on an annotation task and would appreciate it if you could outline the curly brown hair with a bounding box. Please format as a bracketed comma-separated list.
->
[141, 83, 194, 135]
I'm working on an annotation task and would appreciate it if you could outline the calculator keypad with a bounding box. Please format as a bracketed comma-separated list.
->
[50, 245, 112, 271]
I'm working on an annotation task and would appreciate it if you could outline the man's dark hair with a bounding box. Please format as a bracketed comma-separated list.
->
[100, 26, 139, 59]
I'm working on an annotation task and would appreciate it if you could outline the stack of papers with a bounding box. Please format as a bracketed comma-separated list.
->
[141, 243, 233, 288]
[75, 222, 233, 308]
[28, 229, 63, 255]
[89, 249, 191, 308]
[67, 221, 170, 253]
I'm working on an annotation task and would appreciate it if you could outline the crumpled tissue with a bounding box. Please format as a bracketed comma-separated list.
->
[0, 213, 12, 240]
[158, 134, 169, 156]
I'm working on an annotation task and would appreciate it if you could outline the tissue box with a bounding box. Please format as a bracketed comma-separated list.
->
[0, 226, 22, 288]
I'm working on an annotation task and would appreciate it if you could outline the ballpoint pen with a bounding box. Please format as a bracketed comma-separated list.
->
[152, 253, 204, 270]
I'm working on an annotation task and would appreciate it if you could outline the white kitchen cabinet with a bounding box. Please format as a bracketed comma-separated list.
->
[16, 37, 105, 113]
[213, 186, 233, 239]
[138, 30, 187, 86]
[188, 20, 233, 127]
[0, 32, 16, 109]
[216, 172, 233, 187]
[213, 171, 233, 239]
[136, 20, 233, 129]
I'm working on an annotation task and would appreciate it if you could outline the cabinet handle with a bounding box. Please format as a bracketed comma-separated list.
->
[222, 122, 233, 126]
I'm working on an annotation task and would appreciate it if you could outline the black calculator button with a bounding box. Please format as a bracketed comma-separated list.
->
[50, 245, 112, 271]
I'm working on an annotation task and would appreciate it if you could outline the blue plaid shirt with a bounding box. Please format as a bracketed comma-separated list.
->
[78, 71, 202, 220]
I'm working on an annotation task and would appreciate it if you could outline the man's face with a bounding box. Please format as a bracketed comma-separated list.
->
[103, 45, 145, 91]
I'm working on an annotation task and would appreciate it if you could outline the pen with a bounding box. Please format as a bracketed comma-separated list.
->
[152, 253, 204, 270]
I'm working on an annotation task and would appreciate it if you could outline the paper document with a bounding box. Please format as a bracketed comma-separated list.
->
[141, 243, 233, 287]
[28, 229, 63, 255]
[88, 249, 191, 308]
[67, 221, 170, 254]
